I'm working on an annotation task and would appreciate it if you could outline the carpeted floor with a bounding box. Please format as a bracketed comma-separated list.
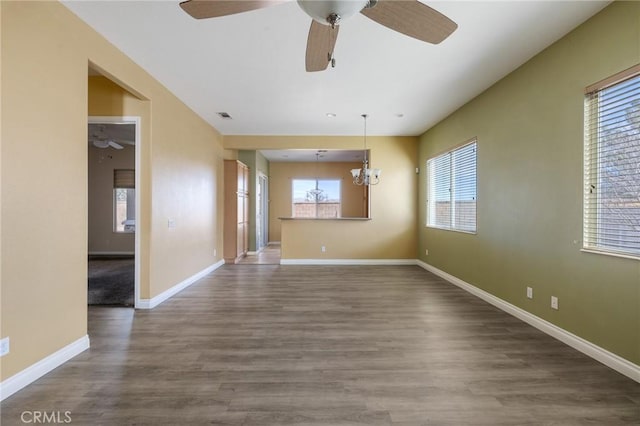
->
[88, 257, 134, 306]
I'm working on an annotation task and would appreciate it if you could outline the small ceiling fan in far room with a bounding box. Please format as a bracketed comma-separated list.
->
[179, 0, 457, 72]
[89, 125, 134, 150]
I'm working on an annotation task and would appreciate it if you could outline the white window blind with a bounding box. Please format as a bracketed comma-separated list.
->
[584, 68, 640, 258]
[427, 140, 477, 233]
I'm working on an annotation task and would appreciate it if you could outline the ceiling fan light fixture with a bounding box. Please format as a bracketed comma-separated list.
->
[180, 0, 457, 73]
[297, 0, 369, 25]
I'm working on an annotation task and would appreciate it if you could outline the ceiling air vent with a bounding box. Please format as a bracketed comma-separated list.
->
[217, 112, 232, 119]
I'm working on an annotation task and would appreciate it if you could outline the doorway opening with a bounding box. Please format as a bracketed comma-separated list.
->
[237, 171, 280, 264]
[88, 116, 141, 307]
[256, 172, 269, 251]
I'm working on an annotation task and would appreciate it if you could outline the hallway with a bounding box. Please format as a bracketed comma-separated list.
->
[236, 244, 281, 265]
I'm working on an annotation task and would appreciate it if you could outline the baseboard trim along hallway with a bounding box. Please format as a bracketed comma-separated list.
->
[416, 260, 640, 383]
[137, 260, 225, 309]
[280, 259, 417, 266]
[0, 335, 90, 401]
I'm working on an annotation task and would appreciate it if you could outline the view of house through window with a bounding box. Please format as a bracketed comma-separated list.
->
[292, 179, 341, 218]
[584, 69, 640, 257]
[114, 169, 135, 233]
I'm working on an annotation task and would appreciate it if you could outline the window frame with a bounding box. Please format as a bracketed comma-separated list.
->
[426, 138, 478, 234]
[291, 178, 342, 219]
[113, 168, 135, 234]
[583, 64, 640, 260]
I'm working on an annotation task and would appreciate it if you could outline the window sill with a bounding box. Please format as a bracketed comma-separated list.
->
[279, 217, 371, 221]
[580, 248, 640, 261]
[426, 225, 477, 235]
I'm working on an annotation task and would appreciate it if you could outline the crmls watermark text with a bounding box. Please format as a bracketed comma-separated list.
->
[20, 411, 72, 424]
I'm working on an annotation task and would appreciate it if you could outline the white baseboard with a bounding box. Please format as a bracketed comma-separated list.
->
[281, 258, 416, 266]
[247, 247, 264, 256]
[88, 251, 134, 256]
[0, 335, 90, 401]
[137, 260, 225, 309]
[268, 241, 281, 246]
[416, 260, 640, 383]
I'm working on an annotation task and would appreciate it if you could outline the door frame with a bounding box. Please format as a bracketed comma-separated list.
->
[256, 171, 269, 250]
[88, 116, 141, 308]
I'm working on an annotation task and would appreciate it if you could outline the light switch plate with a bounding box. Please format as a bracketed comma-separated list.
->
[0, 337, 10, 357]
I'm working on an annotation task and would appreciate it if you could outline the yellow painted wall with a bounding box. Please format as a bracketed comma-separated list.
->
[225, 136, 418, 259]
[1, 1, 224, 381]
[269, 161, 366, 241]
[418, 1, 640, 364]
[0, 2, 4, 355]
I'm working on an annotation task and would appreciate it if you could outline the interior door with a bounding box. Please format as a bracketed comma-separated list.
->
[257, 174, 268, 249]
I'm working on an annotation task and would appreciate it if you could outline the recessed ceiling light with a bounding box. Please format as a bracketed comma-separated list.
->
[326, 113, 336, 118]
[217, 112, 232, 119]
[396, 113, 404, 118]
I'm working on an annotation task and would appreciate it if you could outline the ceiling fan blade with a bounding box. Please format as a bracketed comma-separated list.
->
[306, 21, 339, 72]
[108, 141, 124, 150]
[360, 0, 457, 44]
[180, 0, 286, 19]
[114, 139, 135, 146]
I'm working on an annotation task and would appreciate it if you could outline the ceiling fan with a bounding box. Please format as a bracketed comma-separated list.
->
[92, 139, 126, 150]
[89, 125, 134, 150]
[179, 0, 457, 72]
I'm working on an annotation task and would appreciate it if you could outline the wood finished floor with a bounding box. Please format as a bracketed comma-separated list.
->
[236, 245, 281, 265]
[2, 265, 639, 425]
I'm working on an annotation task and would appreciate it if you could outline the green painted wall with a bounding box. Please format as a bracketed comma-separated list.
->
[256, 150, 269, 177]
[418, 2, 640, 364]
[238, 150, 270, 251]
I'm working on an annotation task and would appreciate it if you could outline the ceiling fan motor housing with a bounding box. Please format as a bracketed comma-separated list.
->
[297, 0, 369, 25]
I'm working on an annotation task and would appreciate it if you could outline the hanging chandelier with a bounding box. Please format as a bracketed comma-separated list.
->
[351, 114, 381, 186]
[306, 152, 326, 201]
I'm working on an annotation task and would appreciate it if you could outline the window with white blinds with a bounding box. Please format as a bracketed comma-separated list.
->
[584, 67, 640, 258]
[427, 139, 477, 233]
[113, 169, 135, 233]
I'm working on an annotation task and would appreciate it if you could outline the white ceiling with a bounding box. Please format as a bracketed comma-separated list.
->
[261, 149, 365, 162]
[64, 1, 609, 136]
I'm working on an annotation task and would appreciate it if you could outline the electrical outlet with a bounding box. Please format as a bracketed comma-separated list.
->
[526, 287, 533, 299]
[0, 337, 10, 357]
[551, 296, 559, 310]
[167, 219, 176, 228]
[425, 249, 429, 256]
[321, 246, 326, 253]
